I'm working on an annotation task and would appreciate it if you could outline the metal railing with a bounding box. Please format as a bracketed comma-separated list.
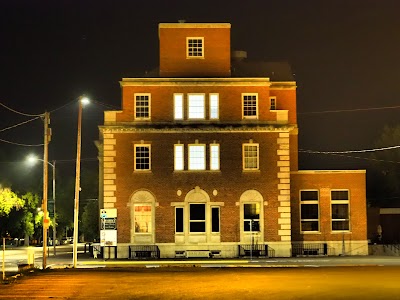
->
[238, 244, 275, 258]
[292, 243, 334, 257]
[129, 245, 160, 259]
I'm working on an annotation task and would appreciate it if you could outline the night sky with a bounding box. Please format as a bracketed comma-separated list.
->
[1, 0, 400, 182]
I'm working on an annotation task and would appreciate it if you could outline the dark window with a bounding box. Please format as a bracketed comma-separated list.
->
[175, 207, 183, 233]
[300, 190, 319, 201]
[211, 207, 220, 233]
[331, 190, 349, 200]
[189, 204, 205, 233]
[135, 146, 150, 170]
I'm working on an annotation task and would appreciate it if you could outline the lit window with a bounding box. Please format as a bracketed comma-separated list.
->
[243, 93, 258, 118]
[134, 94, 150, 120]
[187, 37, 204, 58]
[210, 144, 220, 170]
[174, 94, 184, 120]
[270, 97, 277, 110]
[134, 205, 152, 233]
[189, 203, 206, 232]
[188, 94, 205, 119]
[134, 145, 151, 171]
[243, 143, 259, 170]
[209, 94, 219, 119]
[174, 144, 184, 171]
[331, 190, 350, 231]
[188, 144, 206, 170]
[300, 190, 319, 232]
[243, 203, 260, 232]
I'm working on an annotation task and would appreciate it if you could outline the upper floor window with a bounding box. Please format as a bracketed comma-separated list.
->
[134, 144, 151, 171]
[188, 144, 206, 170]
[331, 190, 350, 231]
[135, 94, 150, 120]
[270, 97, 277, 110]
[174, 144, 184, 171]
[209, 94, 219, 119]
[210, 144, 220, 170]
[300, 190, 319, 232]
[187, 37, 204, 58]
[174, 94, 184, 120]
[243, 93, 258, 119]
[243, 143, 259, 170]
[188, 94, 205, 119]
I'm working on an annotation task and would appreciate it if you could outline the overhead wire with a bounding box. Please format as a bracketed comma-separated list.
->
[0, 117, 41, 133]
[0, 102, 44, 117]
[298, 105, 400, 115]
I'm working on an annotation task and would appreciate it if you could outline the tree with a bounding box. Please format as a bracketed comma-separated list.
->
[82, 200, 99, 242]
[369, 125, 400, 207]
[0, 186, 24, 216]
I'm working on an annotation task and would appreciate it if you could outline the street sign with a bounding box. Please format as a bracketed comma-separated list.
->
[100, 208, 117, 246]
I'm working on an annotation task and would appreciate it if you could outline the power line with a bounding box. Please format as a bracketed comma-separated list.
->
[0, 138, 44, 147]
[0, 102, 44, 117]
[298, 105, 400, 115]
[0, 117, 41, 133]
[299, 145, 400, 154]
[299, 151, 400, 164]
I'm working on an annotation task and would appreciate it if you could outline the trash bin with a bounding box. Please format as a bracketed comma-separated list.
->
[27, 247, 35, 265]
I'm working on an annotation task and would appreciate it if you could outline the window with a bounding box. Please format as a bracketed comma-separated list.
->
[188, 94, 205, 119]
[331, 190, 350, 231]
[187, 37, 204, 58]
[175, 207, 184, 233]
[134, 145, 151, 171]
[210, 144, 220, 170]
[243, 143, 259, 170]
[209, 94, 219, 119]
[188, 144, 206, 170]
[243, 93, 258, 118]
[134, 94, 150, 119]
[174, 144, 184, 171]
[134, 205, 152, 233]
[300, 190, 319, 232]
[270, 97, 277, 110]
[174, 94, 184, 120]
[243, 203, 260, 232]
[189, 204, 206, 232]
[211, 207, 220, 233]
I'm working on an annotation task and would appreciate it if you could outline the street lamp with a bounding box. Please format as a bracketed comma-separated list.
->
[27, 155, 56, 256]
[73, 96, 89, 268]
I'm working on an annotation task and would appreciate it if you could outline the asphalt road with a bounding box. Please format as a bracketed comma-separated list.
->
[1, 266, 400, 299]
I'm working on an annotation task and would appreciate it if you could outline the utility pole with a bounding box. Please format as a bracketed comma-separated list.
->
[52, 160, 56, 256]
[42, 111, 51, 269]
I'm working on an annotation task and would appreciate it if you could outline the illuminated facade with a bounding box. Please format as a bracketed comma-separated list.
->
[97, 22, 368, 258]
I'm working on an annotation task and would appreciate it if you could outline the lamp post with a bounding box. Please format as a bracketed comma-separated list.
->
[73, 96, 89, 268]
[27, 155, 56, 256]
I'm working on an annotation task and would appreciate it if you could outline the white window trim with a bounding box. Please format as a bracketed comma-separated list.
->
[210, 144, 220, 171]
[134, 144, 151, 171]
[242, 143, 259, 171]
[174, 93, 184, 120]
[134, 93, 151, 120]
[331, 189, 351, 232]
[187, 93, 206, 120]
[186, 37, 204, 59]
[242, 93, 258, 119]
[174, 144, 184, 171]
[209, 93, 219, 120]
[299, 190, 320, 233]
[270, 96, 277, 110]
[188, 144, 206, 170]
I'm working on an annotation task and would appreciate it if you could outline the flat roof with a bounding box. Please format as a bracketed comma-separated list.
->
[159, 23, 231, 29]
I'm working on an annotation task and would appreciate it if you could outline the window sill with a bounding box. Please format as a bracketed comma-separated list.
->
[331, 231, 352, 234]
[133, 170, 152, 174]
[242, 169, 260, 173]
[301, 231, 321, 234]
[173, 170, 221, 173]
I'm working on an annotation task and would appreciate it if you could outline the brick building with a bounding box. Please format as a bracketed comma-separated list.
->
[97, 22, 368, 258]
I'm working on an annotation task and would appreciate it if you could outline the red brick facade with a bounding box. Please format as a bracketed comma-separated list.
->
[98, 22, 367, 258]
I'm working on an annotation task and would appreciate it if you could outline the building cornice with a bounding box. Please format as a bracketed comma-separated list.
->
[99, 124, 297, 134]
[120, 78, 272, 87]
[159, 23, 231, 29]
[291, 170, 366, 174]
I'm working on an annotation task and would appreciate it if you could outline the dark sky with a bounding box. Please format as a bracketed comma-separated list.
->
[1, 0, 400, 178]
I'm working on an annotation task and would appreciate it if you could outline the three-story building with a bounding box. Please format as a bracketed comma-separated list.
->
[97, 22, 368, 258]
